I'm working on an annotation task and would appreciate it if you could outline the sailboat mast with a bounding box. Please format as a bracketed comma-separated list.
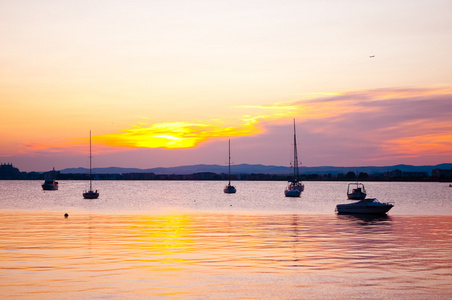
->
[89, 130, 92, 191]
[293, 119, 299, 180]
[228, 139, 231, 185]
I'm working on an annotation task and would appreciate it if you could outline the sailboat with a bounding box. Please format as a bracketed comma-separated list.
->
[224, 139, 236, 194]
[285, 119, 304, 197]
[83, 131, 99, 199]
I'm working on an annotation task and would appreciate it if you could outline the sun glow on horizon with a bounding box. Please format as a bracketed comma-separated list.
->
[3, 86, 451, 171]
[82, 86, 452, 155]
[93, 119, 264, 149]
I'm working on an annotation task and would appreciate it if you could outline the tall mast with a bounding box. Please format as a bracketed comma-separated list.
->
[228, 139, 231, 185]
[293, 119, 299, 180]
[89, 130, 92, 191]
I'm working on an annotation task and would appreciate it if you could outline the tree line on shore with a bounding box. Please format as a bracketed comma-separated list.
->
[2, 163, 451, 181]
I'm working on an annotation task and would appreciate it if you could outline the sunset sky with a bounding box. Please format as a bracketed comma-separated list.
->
[1, 0, 451, 172]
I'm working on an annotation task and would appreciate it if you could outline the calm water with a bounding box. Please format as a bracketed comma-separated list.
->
[1, 181, 452, 299]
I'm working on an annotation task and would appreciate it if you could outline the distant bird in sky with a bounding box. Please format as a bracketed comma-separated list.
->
[369, 55, 375, 58]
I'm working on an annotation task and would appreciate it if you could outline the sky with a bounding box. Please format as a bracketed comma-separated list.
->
[1, 0, 451, 172]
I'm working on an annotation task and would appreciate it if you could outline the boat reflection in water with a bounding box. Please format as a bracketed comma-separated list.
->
[336, 212, 392, 224]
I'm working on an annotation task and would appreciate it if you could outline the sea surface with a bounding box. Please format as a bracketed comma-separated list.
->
[1, 180, 452, 299]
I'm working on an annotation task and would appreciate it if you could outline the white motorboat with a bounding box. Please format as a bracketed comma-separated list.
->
[347, 182, 367, 200]
[83, 131, 99, 199]
[42, 167, 58, 190]
[337, 181, 393, 214]
[285, 119, 304, 197]
[336, 198, 394, 214]
[224, 139, 236, 194]
[42, 179, 58, 190]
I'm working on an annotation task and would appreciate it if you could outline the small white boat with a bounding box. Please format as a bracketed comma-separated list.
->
[224, 139, 236, 194]
[285, 182, 302, 197]
[285, 119, 304, 197]
[347, 182, 367, 200]
[285, 180, 304, 198]
[42, 179, 58, 190]
[338, 182, 393, 214]
[83, 131, 99, 199]
[42, 167, 58, 190]
[336, 198, 394, 214]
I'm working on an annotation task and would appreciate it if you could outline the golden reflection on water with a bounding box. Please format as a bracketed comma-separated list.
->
[1, 211, 452, 299]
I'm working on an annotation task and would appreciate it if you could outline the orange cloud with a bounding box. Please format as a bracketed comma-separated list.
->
[380, 119, 452, 158]
[384, 134, 452, 157]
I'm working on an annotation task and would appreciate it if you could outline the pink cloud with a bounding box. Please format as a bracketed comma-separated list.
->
[289, 86, 452, 165]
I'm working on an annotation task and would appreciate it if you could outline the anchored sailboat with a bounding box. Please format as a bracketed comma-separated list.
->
[83, 131, 99, 199]
[285, 119, 304, 197]
[224, 139, 236, 194]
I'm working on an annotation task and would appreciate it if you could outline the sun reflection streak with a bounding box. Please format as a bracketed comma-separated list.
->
[1, 209, 452, 299]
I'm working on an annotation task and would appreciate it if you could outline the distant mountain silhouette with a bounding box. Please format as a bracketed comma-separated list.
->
[60, 163, 452, 175]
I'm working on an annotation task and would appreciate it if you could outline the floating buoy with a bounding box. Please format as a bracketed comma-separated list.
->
[64, 213, 68, 218]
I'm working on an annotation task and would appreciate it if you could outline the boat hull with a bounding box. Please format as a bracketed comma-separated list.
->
[285, 189, 301, 197]
[224, 185, 236, 194]
[42, 185, 58, 191]
[83, 191, 99, 199]
[42, 180, 58, 190]
[285, 181, 303, 197]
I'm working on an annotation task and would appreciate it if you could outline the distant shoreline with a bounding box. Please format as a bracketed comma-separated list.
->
[1, 175, 451, 183]
[1, 163, 451, 182]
